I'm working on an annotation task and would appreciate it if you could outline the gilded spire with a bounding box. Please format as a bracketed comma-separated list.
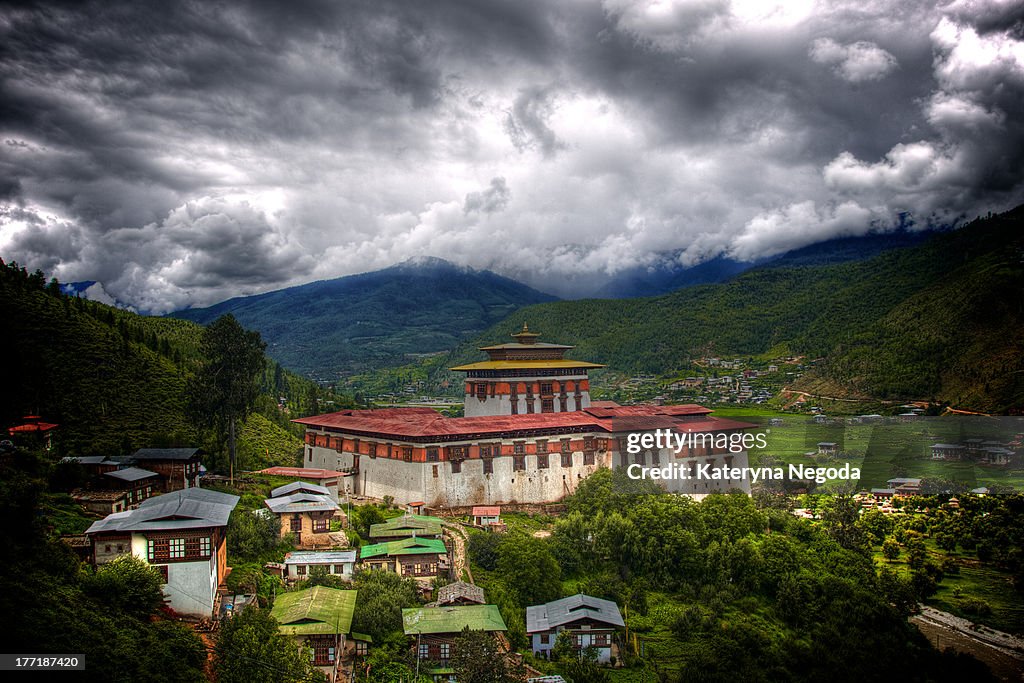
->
[511, 323, 540, 344]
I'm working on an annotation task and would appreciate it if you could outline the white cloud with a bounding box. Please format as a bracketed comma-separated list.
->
[809, 38, 899, 82]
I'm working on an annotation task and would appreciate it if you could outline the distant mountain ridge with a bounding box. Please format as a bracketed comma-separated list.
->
[440, 208, 1023, 413]
[595, 229, 936, 298]
[170, 257, 557, 379]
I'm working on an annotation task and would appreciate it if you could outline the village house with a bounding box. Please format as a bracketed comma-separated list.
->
[526, 594, 624, 664]
[72, 489, 130, 515]
[817, 442, 838, 456]
[7, 415, 58, 450]
[368, 514, 444, 543]
[283, 550, 357, 582]
[887, 477, 922, 496]
[981, 446, 1014, 465]
[434, 581, 486, 607]
[129, 448, 204, 492]
[471, 506, 501, 527]
[931, 443, 965, 460]
[98, 467, 161, 506]
[403, 604, 508, 677]
[272, 585, 356, 681]
[264, 481, 342, 548]
[62, 456, 162, 512]
[85, 487, 239, 618]
[359, 537, 449, 580]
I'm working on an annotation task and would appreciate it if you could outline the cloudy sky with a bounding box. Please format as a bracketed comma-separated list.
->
[1, 0, 1022, 312]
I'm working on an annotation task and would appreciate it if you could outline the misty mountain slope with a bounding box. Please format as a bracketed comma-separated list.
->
[170, 257, 557, 378]
[441, 207, 1023, 412]
[594, 229, 936, 299]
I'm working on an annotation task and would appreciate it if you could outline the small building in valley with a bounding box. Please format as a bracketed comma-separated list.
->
[403, 604, 507, 673]
[359, 537, 448, 580]
[527, 594, 624, 663]
[129, 448, 204, 492]
[283, 550, 357, 582]
[368, 514, 444, 543]
[435, 581, 486, 607]
[272, 585, 356, 679]
[84, 487, 239, 618]
[471, 506, 502, 527]
[265, 484, 342, 548]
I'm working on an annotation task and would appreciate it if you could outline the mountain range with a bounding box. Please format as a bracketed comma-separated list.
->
[437, 208, 1023, 413]
[170, 256, 556, 379]
[593, 229, 934, 298]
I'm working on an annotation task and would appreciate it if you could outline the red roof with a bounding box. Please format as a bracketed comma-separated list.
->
[583, 404, 712, 417]
[472, 506, 501, 516]
[8, 417, 59, 434]
[256, 466, 350, 478]
[293, 404, 753, 440]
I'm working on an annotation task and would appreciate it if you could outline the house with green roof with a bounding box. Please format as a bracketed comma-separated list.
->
[403, 604, 507, 673]
[359, 536, 449, 579]
[368, 514, 444, 542]
[271, 586, 357, 675]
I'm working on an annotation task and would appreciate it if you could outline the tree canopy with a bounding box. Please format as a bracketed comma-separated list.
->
[187, 313, 266, 478]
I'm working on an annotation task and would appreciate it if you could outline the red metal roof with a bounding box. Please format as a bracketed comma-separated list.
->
[256, 466, 349, 478]
[472, 506, 501, 516]
[583, 404, 712, 417]
[293, 404, 753, 440]
[294, 409, 607, 438]
[8, 417, 59, 434]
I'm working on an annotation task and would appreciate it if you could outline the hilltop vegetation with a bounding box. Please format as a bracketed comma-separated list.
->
[467, 469, 999, 682]
[436, 208, 1024, 413]
[0, 259, 350, 469]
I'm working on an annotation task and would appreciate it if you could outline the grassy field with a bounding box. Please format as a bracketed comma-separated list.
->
[872, 543, 1024, 634]
[742, 417, 1024, 491]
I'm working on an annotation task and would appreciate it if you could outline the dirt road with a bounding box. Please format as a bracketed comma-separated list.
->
[911, 605, 1024, 681]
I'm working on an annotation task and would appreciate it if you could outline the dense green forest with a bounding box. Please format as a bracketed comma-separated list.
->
[0, 259, 354, 470]
[0, 449, 210, 682]
[430, 207, 1024, 413]
[466, 470, 1005, 682]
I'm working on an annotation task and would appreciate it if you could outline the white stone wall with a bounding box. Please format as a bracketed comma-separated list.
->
[305, 435, 750, 506]
[613, 446, 753, 496]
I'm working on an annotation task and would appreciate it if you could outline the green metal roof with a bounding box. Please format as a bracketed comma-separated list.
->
[368, 514, 444, 539]
[402, 604, 507, 635]
[271, 586, 357, 636]
[360, 536, 447, 559]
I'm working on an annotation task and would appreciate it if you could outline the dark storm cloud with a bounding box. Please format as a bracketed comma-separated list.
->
[1, 0, 1022, 307]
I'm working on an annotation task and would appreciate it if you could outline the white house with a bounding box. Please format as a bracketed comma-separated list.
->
[527, 594, 624, 663]
[283, 550, 357, 581]
[85, 488, 239, 618]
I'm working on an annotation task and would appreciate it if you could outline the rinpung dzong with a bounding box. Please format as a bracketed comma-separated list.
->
[296, 326, 755, 507]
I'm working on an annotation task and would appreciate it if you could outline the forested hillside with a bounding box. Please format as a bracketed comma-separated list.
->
[1, 260, 351, 467]
[171, 256, 556, 378]
[439, 208, 1024, 412]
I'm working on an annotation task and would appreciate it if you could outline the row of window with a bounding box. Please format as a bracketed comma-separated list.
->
[293, 564, 349, 576]
[431, 451, 597, 477]
[537, 632, 610, 646]
[147, 536, 211, 563]
[313, 435, 607, 460]
[418, 642, 451, 661]
[510, 395, 582, 415]
[400, 562, 439, 576]
[290, 515, 331, 533]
